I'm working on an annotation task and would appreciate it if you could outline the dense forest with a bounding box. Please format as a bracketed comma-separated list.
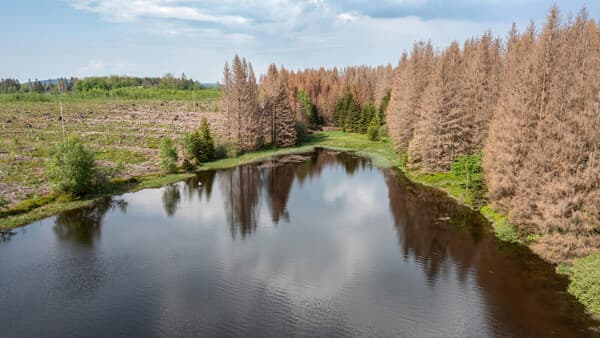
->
[218, 6, 599, 263]
[219, 56, 394, 150]
[386, 6, 600, 262]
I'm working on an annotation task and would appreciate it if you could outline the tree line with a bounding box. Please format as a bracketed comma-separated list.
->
[219, 56, 394, 151]
[385, 6, 599, 262]
[0, 74, 205, 94]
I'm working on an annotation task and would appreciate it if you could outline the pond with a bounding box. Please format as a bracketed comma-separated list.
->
[0, 149, 598, 337]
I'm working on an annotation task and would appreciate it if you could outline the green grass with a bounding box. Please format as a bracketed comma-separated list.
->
[402, 154, 484, 208]
[409, 171, 474, 204]
[0, 87, 221, 103]
[0, 172, 195, 229]
[563, 254, 600, 317]
[300, 131, 401, 168]
[201, 131, 400, 171]
[94, 147, 149, 165]
[480, 205, 520, 243]
[0, 199, 93, 229]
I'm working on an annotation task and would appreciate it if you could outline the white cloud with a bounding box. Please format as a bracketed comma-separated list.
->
[60, 0, 514, 82]
[336, 12, 360, 23]
[78, 59, 105, 73]
[70, 0, 248, 24]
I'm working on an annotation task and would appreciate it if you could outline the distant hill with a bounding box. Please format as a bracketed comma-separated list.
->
[200, 83, 219, 88]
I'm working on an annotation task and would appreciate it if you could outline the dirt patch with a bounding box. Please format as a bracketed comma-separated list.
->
[0, 183, 51, 208]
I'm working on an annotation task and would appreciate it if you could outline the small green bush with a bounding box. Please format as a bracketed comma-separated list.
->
[359, 102, 377, 134]
[298, 90, 319, 126]
[568, 254, 600, 316]
[215, 141, 240, 159]
[451, 152, 484, 192]
[367, 114, 381, 141]
[47, 137, 96, 195]
[93, 165, 122, 192]
[295, 121, 309, 142]
[182, 131, 201, 162]
[198, 118, 215, 162]
[378, 124, 388, 139]
[181, 158, 196, 171]
[181, 118, 215, 164]
[480, 205, 520, 243]
[398, 151, 408, 169]
[0, 196, 8, 210]
[159, 137, 178, 173]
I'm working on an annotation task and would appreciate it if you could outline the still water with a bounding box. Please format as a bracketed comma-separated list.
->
[0, 149, 598, 337]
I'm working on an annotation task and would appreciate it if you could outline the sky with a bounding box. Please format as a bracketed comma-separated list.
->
[1, 0, 599, 82]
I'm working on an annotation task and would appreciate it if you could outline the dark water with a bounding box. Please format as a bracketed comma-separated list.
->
[1, 149, 598, 337]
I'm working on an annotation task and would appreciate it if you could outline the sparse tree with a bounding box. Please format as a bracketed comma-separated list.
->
[221, 55, 262, 152]
[159, 137, 178, 174]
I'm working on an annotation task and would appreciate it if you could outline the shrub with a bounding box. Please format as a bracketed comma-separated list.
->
[198, 118, 216, 162]
[92, 164, 124, 192]
[181, 118, 215, 164]
[0, 196, 8, 210]
[159, 137, 178, 173]
[378, 124, 388, 139]
[47, 137, 96, 195]
[450, 153, 484, 192]
[480, 205, 520, 243]
[398, 151, 408, 169]
[295, 121, 309, 142]
[182, 131, 201, 161]
[367, 114, 381, 141]
[181, 158, 195, 171]
[215, 141, 240, 159]
[298, 90, 319, 125]
[359, 102, 377, 134]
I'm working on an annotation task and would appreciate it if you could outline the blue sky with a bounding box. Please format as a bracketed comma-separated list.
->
[1, 0, 599, 82]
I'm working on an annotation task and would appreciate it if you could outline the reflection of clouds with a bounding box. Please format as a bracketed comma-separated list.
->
[126, 182, 224, 228]
[211, 163, 385, 301]
[322, 169, 384, 225]
[14, 150, 587, 336]
[75, 152, 491, 335]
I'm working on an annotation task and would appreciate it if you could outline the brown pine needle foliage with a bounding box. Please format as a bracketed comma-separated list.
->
[413, 41, 466, 171]
[387, 42, 436, 152]
[386, 6, 600, 261]
[281, 65, 393, 124]
[216, 6, 599, 262]
[260, 64, 297, 147]
[485, 7, 600, 262]
[221, 55, 261, 151]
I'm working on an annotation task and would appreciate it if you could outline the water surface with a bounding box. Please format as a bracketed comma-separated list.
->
[1, 149, 598, 337]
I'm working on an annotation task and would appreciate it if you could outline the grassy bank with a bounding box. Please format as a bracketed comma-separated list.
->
[0, 87, 221, 103]
[0, 172, 195, 229]
[557, 255, 600, 318]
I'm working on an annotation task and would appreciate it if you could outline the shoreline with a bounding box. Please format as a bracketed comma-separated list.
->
[1, 130, 598, 319]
